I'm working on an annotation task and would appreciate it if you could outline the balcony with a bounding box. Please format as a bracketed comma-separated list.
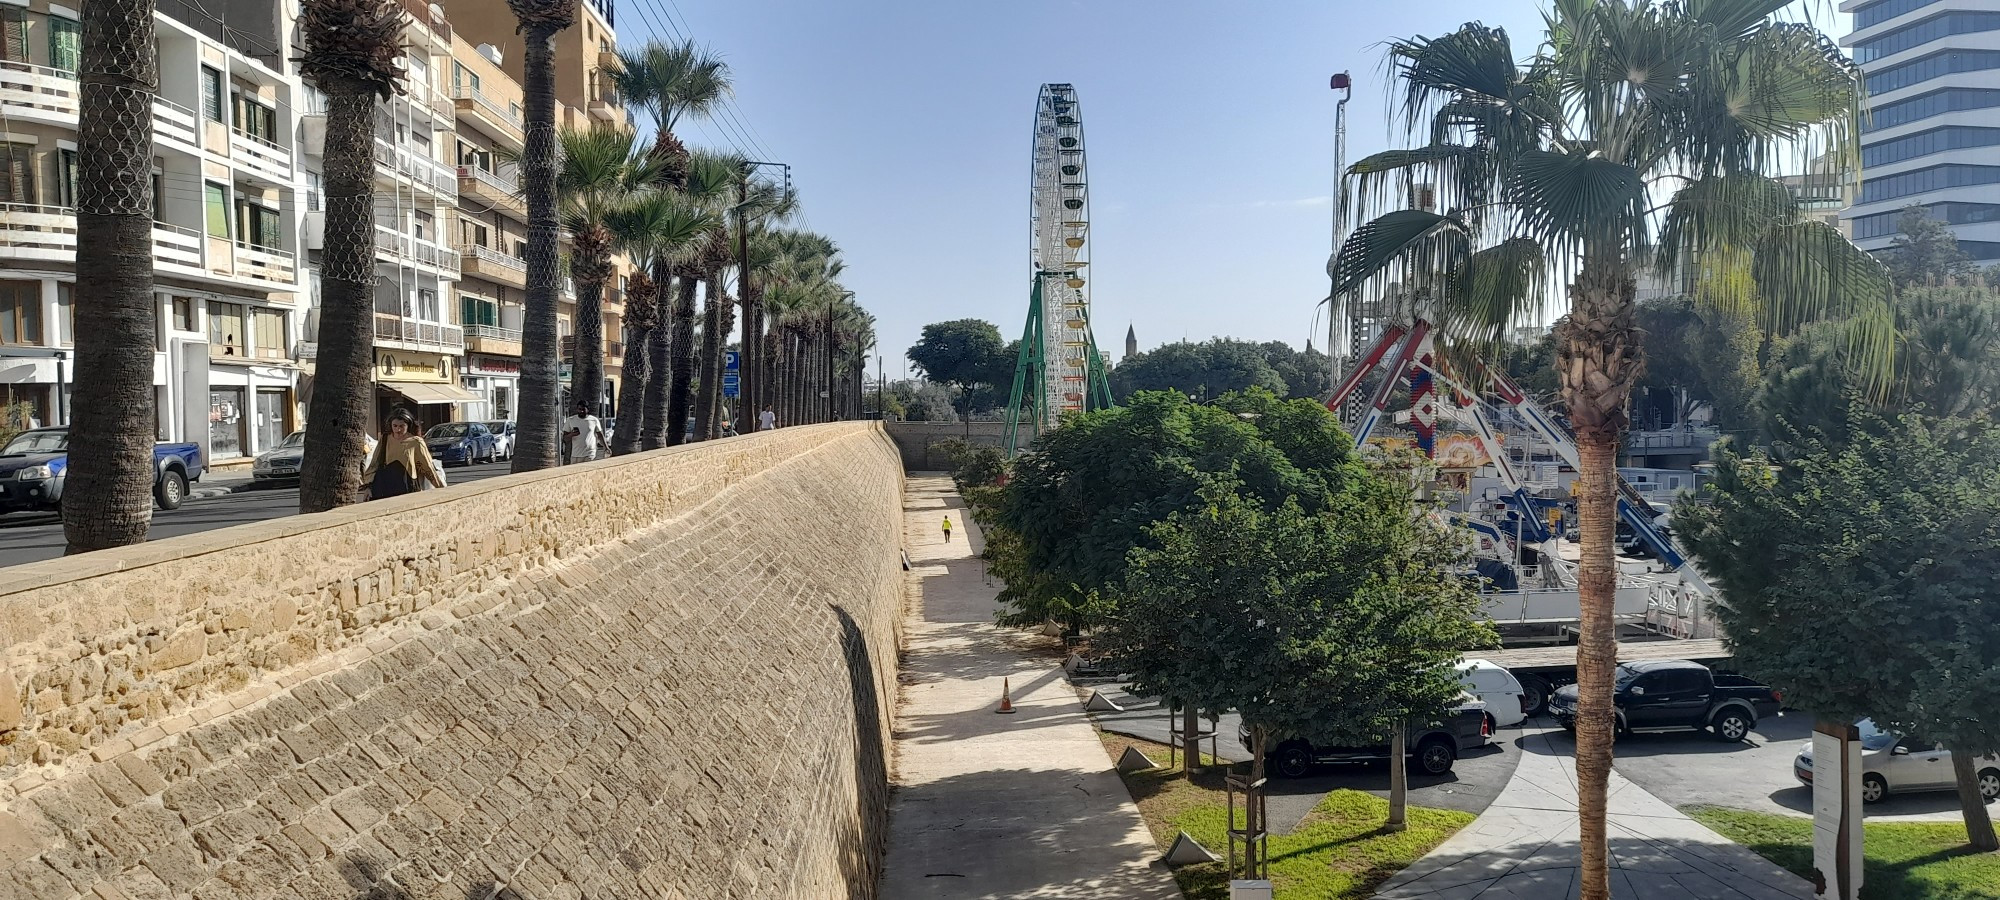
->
[464, 323, 522, 356]
[453, 88, 525, 151]
[372, 138, 458, 199]
[398, 0, 453, 43]
[456, 165, 524, 218]
[373, 313, 464, 350]
[232, 239, 298, 286]
[152, 223, 202, 269]
[457, 243, 527, 288]
[153, 97, 199, 148]
[375, 225, 461, 277]
[0, 62, 78, 126]
[230, 129, 294, 183]
[0, 204, 78, 262]
[588, 95, 620, 122]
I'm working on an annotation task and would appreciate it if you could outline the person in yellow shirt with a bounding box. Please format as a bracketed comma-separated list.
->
[942, 515, 954, 542]
[363, 409, 445, 499]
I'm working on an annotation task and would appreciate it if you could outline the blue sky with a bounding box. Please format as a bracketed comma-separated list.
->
[618, 1, 1833, 377]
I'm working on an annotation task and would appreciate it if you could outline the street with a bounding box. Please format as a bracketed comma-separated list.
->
[0, 459, 518, 568]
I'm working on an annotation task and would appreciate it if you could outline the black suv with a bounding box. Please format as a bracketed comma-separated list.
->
[1243, 703, 1491, 778]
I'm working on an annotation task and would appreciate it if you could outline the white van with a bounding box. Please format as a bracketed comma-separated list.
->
[1458, 659, 1528, 729]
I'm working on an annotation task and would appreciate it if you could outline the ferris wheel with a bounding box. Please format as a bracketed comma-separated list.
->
[1006, 83, 1112, 452]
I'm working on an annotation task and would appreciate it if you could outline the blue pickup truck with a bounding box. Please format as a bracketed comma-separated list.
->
[0, 427, 206, 514]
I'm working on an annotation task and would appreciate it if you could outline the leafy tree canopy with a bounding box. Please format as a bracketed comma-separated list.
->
[1886, 206, 1978, 288]
[1112, 338, 1332, 402]
[1631, 298, 1759, 430]
[907, 319, 1008, 391]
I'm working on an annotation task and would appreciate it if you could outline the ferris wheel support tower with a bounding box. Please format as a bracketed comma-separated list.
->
[1004, 83, 1114, 454]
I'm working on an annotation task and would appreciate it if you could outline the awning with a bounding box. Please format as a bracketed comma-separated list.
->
[384, 381, 481, 405]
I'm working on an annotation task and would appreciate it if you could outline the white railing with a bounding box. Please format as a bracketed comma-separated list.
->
[153, 97, 199, 147]
[461, 243, 527, 277]
[0, 203, 78, 260]
[456, 164, 518, 197]
[372, 139, 458, 199]
[376, 225, 461, 277]
[151, 222, 202, 268]
[230, 129, 294, 182]
[0, 61, 79, 121]
[452, 87, 525, 138]
[464, 324, 522, 342]
[233, 239, 297, 285]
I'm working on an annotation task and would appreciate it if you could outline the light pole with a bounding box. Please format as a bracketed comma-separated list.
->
[1327, 71, 1352, 392]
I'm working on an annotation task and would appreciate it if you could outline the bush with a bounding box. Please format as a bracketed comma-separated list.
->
[933, 437, 1007, 491]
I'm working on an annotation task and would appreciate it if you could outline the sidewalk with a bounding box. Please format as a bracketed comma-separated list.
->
[878, 476, 1180, 900]
[1375, 727, 1815, 900]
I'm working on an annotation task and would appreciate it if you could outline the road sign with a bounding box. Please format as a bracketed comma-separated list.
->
[722, 374, 740, 398]
[724, 350, 740, 372]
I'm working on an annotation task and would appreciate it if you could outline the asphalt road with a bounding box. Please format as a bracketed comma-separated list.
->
[0, 459, 518, 568]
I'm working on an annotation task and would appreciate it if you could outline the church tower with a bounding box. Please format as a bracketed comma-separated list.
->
[1124, 324, 1137, 358]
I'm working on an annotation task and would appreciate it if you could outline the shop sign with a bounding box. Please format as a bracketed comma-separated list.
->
[469, 355, 520, 376]
[376, 350, 456, 383]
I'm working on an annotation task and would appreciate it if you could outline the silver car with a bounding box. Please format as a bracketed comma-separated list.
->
[482, 421, 515, 461]
[1794, 719, 2000, 804]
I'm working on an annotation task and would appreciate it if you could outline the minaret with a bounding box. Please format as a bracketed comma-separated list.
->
[1124, 324, 1137, 358]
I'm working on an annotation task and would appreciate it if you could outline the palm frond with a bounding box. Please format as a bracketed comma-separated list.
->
[1655, 173, 1798, 281]
[1507, 148, 1646, 252]
[1329, 209, 1471, 300]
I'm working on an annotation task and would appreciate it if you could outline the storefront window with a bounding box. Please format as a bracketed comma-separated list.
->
[207, 300, 245, 357]
[208, 389, 245, 459]
[255, 389, 287, 451]
[0, 281, 41, 346]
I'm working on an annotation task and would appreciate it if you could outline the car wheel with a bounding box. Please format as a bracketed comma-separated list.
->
[1274, 743, 1314, 779]
[1979, 768, 2000, 802]
[1712, 710, 1752, 743]
[1520, 677, 1551, 717]
[154, 470, 186, 510]
[1417, 738, 1456, 776]
[1862, 773, 1888, 805]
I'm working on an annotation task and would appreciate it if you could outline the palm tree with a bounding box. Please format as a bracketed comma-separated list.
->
[605, 191, 715, 453]
[1332, 6, 1890, 897]
[557, 126, 658, 422]
[506, 0, 579, 472]
[294, 0, 403, 515]
[61, 0, 163, 549]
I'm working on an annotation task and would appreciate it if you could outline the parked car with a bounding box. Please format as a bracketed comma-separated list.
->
[1794, 719, 2000, 804]
[0, 427, 205, 513]
[1246, 695, 1491, 778]
[252, 431, 379, 484]
[424, 422, 498, 466]
[1459, 659, 1528, 729]
[482, 421, 516, 460]
[1547, 659, 1782, 742]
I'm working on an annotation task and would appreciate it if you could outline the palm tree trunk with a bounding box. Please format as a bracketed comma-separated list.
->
[612, 324, 648, 454]
[711, 289, 736, 436]
[640, 268, 671, 450]
[298, 83, 379, 513]
[512, 25, 564, 472]
[665, 270, 698, 446]
[1950, 747, 1999, 851]
[1556, 260, 1643, 900]
[692, 273, 722, 441]
[570, 227, 612, 420]
[740, 291, 758, 425]
[63, 0, 158, 551]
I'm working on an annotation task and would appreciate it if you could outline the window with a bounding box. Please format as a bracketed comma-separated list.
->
[1855, 13, 2000, 64]
[417, 288, 439, 321]
[252, 309, 287, 359]
[0, 9, 27, 64]
[1856, 0, 1947, 30]
[1853, 202, 2000, 239]
[233, 93, 278, 143]
[203, 182, 230, 238]
[150, 172, 161, 221]
[413, 210, 433, 242]
[1865, 88, 2000, 132]
[1862, 125, 2000, 167]
[48, 16, 80, 75]
[55, 282, 71, 346]
[172, 296, 195, 332]
[207, 301, 245, 356]
[238, 203, 281, 249]
[306, 172, 321, 213]
[452, 62, 480, 94]
[0, 144, 35, 205]
[201, 67, 224, 123]
[56, 150, 77, 207]
[0, 282, 42, 346]
[461, 220, 488, 248]
[1867, 50, 2000, 97]
[461, 293, 499, 327]
[1859, 164, 2000, 203]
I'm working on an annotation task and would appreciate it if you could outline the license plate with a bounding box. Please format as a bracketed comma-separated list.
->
[272, 467, 297, 475]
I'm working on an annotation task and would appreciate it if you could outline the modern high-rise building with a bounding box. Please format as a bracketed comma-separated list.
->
[1841, 0, 2000, 260]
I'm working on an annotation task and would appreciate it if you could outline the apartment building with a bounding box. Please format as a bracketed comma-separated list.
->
[1841, 0, 2000, 260]
[0, 0, 307, 463]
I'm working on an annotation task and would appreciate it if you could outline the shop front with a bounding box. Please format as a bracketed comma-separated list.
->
[207, 363, 299, 462]
[463, 354, 520, 423]
[374, 350, 480, 433]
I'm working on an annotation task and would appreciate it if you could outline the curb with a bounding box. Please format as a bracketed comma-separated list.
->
[188, 481, 256, 502]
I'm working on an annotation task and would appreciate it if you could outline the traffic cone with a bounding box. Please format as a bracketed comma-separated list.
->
[996, 678, 1018, 714]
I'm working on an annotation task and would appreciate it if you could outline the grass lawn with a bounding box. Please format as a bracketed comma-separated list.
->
[1099, 733, 1472, 899]
[1688, 806, 2000, 900]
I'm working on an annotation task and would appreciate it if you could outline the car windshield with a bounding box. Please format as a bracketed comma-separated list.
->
[1614, 664, 1647, 690]
[483, 421, 508, 433]
[426, 424, 469, 439]
[278, 431, 305, 449]
[1856, 719, 1900, 751]
[2, 430, 66, 454]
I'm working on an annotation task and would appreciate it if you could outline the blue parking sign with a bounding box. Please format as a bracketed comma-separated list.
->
[724, 350, 740, 372]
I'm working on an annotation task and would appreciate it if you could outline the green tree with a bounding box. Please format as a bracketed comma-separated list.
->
[1885, 206, 1977, 288]
[555, 127, 660, 421]
[1258, 340, 1334, 400]
[1679, 415, 2000, 850]
[909, 319, 1012, 417]
[1631, 298, 1757, 431]
[1104, 484, 1492, 817]
[1110, 340, 1287, 402]
[294, 0, 402, 513]
[603, 193, 716, 455]
[1332, 9, 1890, 894]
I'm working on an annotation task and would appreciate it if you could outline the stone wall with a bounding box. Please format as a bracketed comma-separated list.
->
[880, 421, 1006, 471]
[0, 424, 906, 899]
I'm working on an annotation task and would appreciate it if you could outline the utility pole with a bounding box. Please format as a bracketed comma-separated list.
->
[1327, 71, 1352, 394]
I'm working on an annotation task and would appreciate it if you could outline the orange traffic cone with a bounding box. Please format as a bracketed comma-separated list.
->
[996, 678, 1018, 714]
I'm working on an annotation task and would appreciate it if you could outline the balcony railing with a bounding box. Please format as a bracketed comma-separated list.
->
[374, 312, 464, 349]
[375, 225, 461, 276]
[457, 164, 518, 196]
[152, 222, 202, 268]
[153, 96, 198, 147]
[452, 87, 525, 147]
[457, 243, 527, 285]
[232, 239, 298, 286]
[0, 61, 78, 122]
[0, 203, 79, 260]
[465, 324, 522, 342]
[230, 129, 294, 182]
[398, 0, 452, 42]
[371, 138, 459, 199]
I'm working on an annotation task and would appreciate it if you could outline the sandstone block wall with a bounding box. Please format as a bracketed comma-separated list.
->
[879, 421, 1005, 471]
[0, 424, 906, 899]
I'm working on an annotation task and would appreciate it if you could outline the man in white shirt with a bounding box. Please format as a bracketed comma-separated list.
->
[562, 402, 605, 463]
[758, 405, 777, 431]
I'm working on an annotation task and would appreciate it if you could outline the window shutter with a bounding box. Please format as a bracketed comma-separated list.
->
[1, 11, 28, 64]
[258, 207, 279, 249]
[0, 145, 34, 206]
[49, 17, 80, 74]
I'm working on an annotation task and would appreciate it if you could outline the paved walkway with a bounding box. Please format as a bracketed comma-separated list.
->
[1375, 727, 1816, 900]
[879, 476, 1180, 900]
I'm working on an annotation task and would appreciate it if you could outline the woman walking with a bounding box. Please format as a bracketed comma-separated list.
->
[942, 515, 953, 543]
[363, 408, 445, 499]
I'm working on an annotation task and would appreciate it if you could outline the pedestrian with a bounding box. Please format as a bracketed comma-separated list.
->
[562, 402, 605, 463]
[363, 408, 444, 500]
[942, 515, 953, 542]
[758, 404, 777, 431]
